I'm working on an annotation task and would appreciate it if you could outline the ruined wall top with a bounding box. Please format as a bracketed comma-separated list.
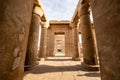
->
[71, 0, 90, 21]
[71, 0, 91, 28]
[50, 20, 70, 25]
[71, 0, 82, 22]
[48, 20, 71, 29]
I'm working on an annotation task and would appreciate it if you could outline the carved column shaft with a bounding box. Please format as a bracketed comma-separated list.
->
[91, 0, 120, 79]
[25, 14, 40, 71]
[79, 3, 98, 70]
[75, 27, 81, 60]
[0, 0, 33, 80]
[72, 25, 80, 60]
[39, 25, 47, 60]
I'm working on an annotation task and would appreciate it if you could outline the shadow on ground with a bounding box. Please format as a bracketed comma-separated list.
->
[24, 64, 100, 78]
[46, 58, 73, 61]
[77, 72, 100, 77]
[24, 57, 100, 78]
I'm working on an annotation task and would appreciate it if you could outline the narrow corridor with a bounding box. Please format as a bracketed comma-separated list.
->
[24, 57, 100, 80]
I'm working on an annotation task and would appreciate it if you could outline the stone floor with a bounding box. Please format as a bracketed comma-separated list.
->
[24, 57, 100, 80]
[55, 52, 65, 56]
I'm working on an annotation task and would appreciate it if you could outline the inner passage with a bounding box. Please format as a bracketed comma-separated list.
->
[54, 34, 65, 56]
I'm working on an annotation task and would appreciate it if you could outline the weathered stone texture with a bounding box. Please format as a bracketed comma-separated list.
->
[92, 26, 99, 64]
[47, 21, 75, 57]
[72, 27, 80, 60]
[39, 27, 47, 59]
[67, 29, 74, 56]
[0, 0, 33, 80]
[25, 14, 40, 70]
[91, 0, 120, 80]
[46, 29, 55, 56]
[65, 28, 73, 56]
[54, 34, 65, 55]
[79, 3, 97, 65]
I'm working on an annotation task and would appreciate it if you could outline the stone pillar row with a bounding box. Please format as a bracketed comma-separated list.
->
[38, 23, 48, 61]
[46, 29, 54, 57]
[25, 0, 48, 70]
[74, 27, 81, 60]
[78, 2, 98, 71]
[24, 0, 42, 71]
[71, 23, 81, 61]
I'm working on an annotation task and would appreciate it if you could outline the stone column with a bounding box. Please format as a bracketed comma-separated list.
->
[91, 0, 120, 79]
[24, 14, 40, 71]
[79, 3, 98, 71]
[0, 0, 33, 80]
[65, 29, 72, 57]
[46, 28, 54, 57]
[72, 25, 81, 61]
[50, 31, 55, 56]
[75, 28, 81, 60]
[38, 23, 48, 61]
[67, 28, 75, 57]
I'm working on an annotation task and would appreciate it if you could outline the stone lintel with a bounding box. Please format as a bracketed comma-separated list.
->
[71, 0, 82, 21]
[71, 0, 90, 21]
[50, 20, 70, 25]
[49, 20, 70, 29]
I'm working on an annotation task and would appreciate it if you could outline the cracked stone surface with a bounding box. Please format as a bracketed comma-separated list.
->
[24, 57, 100, 80]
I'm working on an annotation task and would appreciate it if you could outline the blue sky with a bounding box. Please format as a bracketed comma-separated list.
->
[40, 0, 79, 20]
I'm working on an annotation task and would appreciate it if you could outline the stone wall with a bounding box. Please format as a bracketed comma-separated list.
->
[47, 21, 75, 57]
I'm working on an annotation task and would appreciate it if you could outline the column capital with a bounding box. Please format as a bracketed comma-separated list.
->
[33, 0, 45, 18]
[40, 21, 49, 28]
[33, 6, 44, 17]
[78, 3, 90, 18]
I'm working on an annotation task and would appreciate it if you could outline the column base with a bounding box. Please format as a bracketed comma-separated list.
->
[24, 62, 39, 71]
[37, 58, 45, 61]
[72, 57, 81, 61]
[81, 62, 99, 71]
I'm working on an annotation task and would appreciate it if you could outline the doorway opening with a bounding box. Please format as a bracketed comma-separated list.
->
[54, 33, 65, 56]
